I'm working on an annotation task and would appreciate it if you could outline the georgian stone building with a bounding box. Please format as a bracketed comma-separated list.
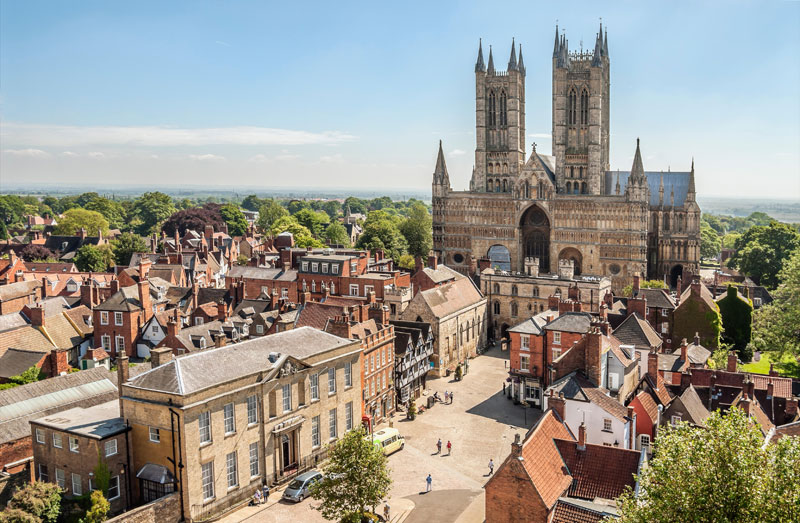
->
[432, 26, 700, 291]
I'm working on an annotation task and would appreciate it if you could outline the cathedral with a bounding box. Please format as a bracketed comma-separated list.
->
[432, 25, 701, 290]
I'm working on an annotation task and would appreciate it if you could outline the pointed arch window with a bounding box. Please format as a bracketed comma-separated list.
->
[493, 283, 500, 294]
[566, 182, 572, 193]
[488, 91, 497, 127]
[502, 180, 508, 192]
[493, 301, 500, 315]
[500, 91, 508, 126]
[568, 88, 577, 125]
[487, 180, 493, 192]
[664, 214, 670, 231]
[580, 89, 589, 125]
[581, 182, 587, 194]
[495, 179, 501, 192]
[487, 163, 493, 174]
[573, 183, 579, 195]
[511, 302, 518, 317]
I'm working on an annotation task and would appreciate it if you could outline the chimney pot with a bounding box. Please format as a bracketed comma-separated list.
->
[577, 422, 586, 451]
[727, 351, 737, 372]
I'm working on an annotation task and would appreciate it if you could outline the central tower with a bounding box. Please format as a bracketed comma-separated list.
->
[552, 24, 610, 195]
[471, 39, 526, 193]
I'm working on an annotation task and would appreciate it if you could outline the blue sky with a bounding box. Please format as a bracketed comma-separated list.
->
[1, 0, 799, 199]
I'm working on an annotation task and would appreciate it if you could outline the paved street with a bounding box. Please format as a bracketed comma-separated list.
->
[220, 343, 540, 522]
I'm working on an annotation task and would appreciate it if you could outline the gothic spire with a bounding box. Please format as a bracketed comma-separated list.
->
[518, 44, 525, 76]
[631, 138, 645, 183]
[487, 45, 495, 75]
[688, 158, 696, 196]
[659, 172, 665, 206]
[508, 38, 518, 71]
[604, 27, 609, 56]
[615, 171, 621, 195]
[475, 39, 486, 73]
[592, 24, 603, 66]
[434, 140, 449, 186]
[553, 25, 560, 58]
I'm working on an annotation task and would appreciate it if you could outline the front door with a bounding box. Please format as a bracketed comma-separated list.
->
[281, 434, 291, 469]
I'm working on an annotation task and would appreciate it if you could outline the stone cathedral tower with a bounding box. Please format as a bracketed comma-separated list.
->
[552, 24, 610, 195]
[470, 39, 526, 193]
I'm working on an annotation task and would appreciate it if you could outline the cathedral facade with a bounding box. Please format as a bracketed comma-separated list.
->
[432, 26, 700, 290]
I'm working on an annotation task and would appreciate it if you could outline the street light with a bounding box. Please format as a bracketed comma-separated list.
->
[520, 399, 529, 426]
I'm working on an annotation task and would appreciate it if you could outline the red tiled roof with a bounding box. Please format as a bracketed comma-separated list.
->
[296, 302, 347, 330]
[82, 347, 110, 361]
[773, 421, 800, 441]
[554, 439, 640, 500]
[750, 374, 792, 399]
[635, 390, 659, 424]
[551, 500, 607, 523]
[648, 373, 673, 406]
[519, 410, 574, 509]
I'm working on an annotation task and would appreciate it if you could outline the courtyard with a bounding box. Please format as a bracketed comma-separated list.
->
[220, 342, 538, 523]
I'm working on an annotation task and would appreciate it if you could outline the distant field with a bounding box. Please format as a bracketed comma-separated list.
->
[742, 352, 800, 379]
[699, 197, 800, 224]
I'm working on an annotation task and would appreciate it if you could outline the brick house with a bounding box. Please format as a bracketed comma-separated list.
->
[672, 278, 721, 349]
[0, 280, 42, 315]
[409, 256, 461, 295]
[0, 251, 28, 285]
[484, 409, 642, 523]
[607, 274, 676, 350]
[297, 252, 410, 302]
[93, 280, 156, 358]
[507, 314, 548, 408]
[30, 401, 131, 514]
[227, 266, 299, 302]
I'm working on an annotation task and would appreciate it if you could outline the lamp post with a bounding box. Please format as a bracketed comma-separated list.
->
[521, 399, 529, 426]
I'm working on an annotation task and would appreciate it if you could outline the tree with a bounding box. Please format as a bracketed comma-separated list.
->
[356, 211, 408, 261]
[219, 203, 249, 236]
[161, 206, 224, 237]
[241, 194, 266, 212]
[0, 366, 46, 390]
[343, 197, 367, 216]
[717, 285, 754, 361]
[4, 481, 61, 523]
[322, 200, 341, 220]
[0, 222, 8, 241]
[309, 427, 391, 523]
[621, 279, 667, 297]
[324, 222, 350, 247]
[613, 407, 800, 523]
[707, 347, 731, 370]
[287, 199, 309, 215]
[111, 232, 148, 266]
[132, 192, 176, 235]
[83, 490, 110, 523]
[256, 200, 289, 232]
[727, 221, 800, 289]
[54, 208, 109, 237]
[84, 197, 126, 230]
[294, 209, 330, 238]
[18, 244, 56, 262]
[400, 202, 433, 258]
[750, 247, 800, 359]
[74, 244, 114, 272]
[397, 254, 415, 270]
[0, 195, 26, 226]
[700, 221, 721, 260]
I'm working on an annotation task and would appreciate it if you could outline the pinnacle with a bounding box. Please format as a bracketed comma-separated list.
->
[475, 38, 486, 73]
[508, 38, 517, 71]
[487, 45, 495, 75]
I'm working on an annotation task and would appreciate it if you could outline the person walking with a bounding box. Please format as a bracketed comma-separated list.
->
[450, 391, 454, 404]
[488, 459, 494, 475]
[426, 474, 432, 492]
[253, 489, 261, 505]
[262, 483, 270, 503]
[447, 440, 452, 455]
[384, 502, 391, 521]
[444, 390, 449, 403]
[436, 438, 442, 454]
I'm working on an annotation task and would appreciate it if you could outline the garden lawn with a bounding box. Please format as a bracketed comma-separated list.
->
[741, 352, 800, 379]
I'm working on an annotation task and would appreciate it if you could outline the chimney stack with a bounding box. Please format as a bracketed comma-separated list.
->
[786, 397, 798, 418]
[767, 379, 774, 399]
[633, 273, 641, 294]
[693, 332, 700, 346]
[548, 390, 566, 421]
[740, 393, 751, 416]
[215, 333, 227, 348]
[727, 351, 737, 372]
[414, 256, 423, 274]
[577, 422, 586, 451]
[217, 301, 226, 321]
[680, 338, 688, 363]
[41, 277, 50, 298]
[428, 254, 438, 270]
[648, 348, 659, 381]
[150, 347, 173, 368]
[116, 353, 129, 414]
[110, 279, 120, 294]
[138, 280, 151, 320]
[28, 304, 45, 327]
[511, 433, 522, 457]
[167, 316, 179, 338]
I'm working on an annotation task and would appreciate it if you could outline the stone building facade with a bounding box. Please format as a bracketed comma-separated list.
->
[432, 26, 700, 291]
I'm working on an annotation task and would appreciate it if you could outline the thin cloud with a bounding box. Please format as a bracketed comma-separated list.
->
[87, 152, 105, 159]
[2, 148, 50, 158]
[528, 133, 550, 139]
[448, 149, 466, 157]
[248, 154, 272, 163]
[1, 122, 356, 148]
[60, 151, 79, 157]
[319, 153, 344, 163]
[189, 154, 225, 161]
[215, 40, 232, 47]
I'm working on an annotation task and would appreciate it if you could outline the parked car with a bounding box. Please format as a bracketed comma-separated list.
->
[366, 427, 405, 456]
[282, 470, 323, 502]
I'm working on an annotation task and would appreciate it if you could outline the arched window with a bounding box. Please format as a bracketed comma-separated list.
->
[568, 89, 577, 125]
[664, 214, 670, 231]
[503, 163, 508, 174]
[533, 286, 540, 297]
[511, 285, 518, 296]
[495, 179, 501, 192]
[573, 183, 579, 195]
[581, 182, 587, 194]
[488, 91, 497, 127]
[487, 163, 493, 174]
[580, 89, 589, 125]
[503, 180, 508, 192]
[511, 302, 518, 317]
[500, 91, 508, 126]
[493, 283, 500, 294]
[579, 166, 583, 178]
[487, 180, 493, 192]
[566, 182, 572, 193]
[493, 301, 500, 315]
[538, 182, 544, 198]
[570, 166, 574, 178]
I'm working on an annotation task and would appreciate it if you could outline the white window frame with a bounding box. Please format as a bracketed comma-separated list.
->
[312, 415, 320, 447]
[72, 473, 82, 496]
[345, 401, 353, 431]
[201, 462, 214, 500]
[322, 263, 328, 274]
[224, 403, 236, 434]
[328, 368, 336, 394]
[552, 346, 562, 360]
[521, 335, 530, 351]
[329, 408, 338, 440]
[53, 432, 62, 448]
[247, 395, 258, 425]
[603, 418, 612, 432]
[332, 264, 339, 275]
[520, 354, 530, 372]
[114, 312, 124, 326]
[256, 324, 264, 334]
[108, 476, 120, 500]
[553, 331, 561, 344]
[115, 335, 125, 353]
[226, 451, 238, 489]
[100, 311, 109, 325]
[69, 436, 79, 453]
[56, 468, 65, 489]
[38, 463, 48, 482]
[36, 428, 45, 444]
[281, 287, 288, 299]
[310, 373, 319, 401]
[282, 384, 292, 412]
[671, 414, 682, 426]
[311, 262, 319, 272]
[149, 427, 160, 443]
[364, 285, 374, 296]
[199, 411, 211, 444]
[349, 284, 359, 296]
[344, 362, 352, 388]
[105, 439, 117, 457]
[249, 442, 259, 478]
[639, 433, 651, 450]
[301, 262, 308, 271]
[101, 335, 111, 350]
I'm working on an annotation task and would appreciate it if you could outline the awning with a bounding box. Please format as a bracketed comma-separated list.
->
[136, 463, 176, 484]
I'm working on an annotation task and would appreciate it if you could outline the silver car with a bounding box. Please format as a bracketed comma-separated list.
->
[282, 470, 322, 502]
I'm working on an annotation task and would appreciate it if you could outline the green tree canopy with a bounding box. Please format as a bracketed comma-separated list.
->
[241, 194, 267, 212]
[0, 195, 26, 226]
[111, 232, 148, 266]
[220, 203, 249, 236]
[700, 221, 721, 260]
[309, 427, 392, 523]
[287, 199, 310, 215]
[613, 407, 800, 523]
[74, 244, 114, 272]
[750, 247, 800, 359]
[268, 216, 324, 248]
[132, 192, 176, 235]
[4, 481, 62, 523]
[321, 200, 341, 219]
[324, 222, 350, 247]
[83, 490, 110, 523]
[717, 285, 754, 361]
[727, 221, 800, 289]
[294, 209, 330, 238]
[356, 210, 408, 261]
[54, 208, 110, 236]
[343, 197, 367, 216]
[399, 202, 432, 258]
[17, 244, 56, 262]
[256, 200, 289, 232]
[84, 197, 126, 230]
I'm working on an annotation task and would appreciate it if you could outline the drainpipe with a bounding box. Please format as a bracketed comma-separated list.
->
[124, 420, 133, 510]
[169, 408, 185, 522]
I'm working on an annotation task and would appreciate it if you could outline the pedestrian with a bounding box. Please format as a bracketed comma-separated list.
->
[253, 489, 261, 505]
[450, 391, 454, 404]
[426, 474, 432, 492]
[384, 502, 391, 521]
[447, 440, 452, 455]
[436, 438, 442, 454]
[489, 459, 494, 475]
[502, 382, 506, 394]
[262, 483, 270, 503]
[444, 390, 449, 403]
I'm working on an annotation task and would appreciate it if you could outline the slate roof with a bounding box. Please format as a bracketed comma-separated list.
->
[421, 264, 463, 284]
[233, 299, 272, 316]
[613, 313, 662, 349]
[549, 372, 629, 422]
[553, 438, 640, 500]
[415, 277, 484, 319]
[676, 385, 710, 427]
[0, 280, 40, 302]
[94, 285, 143, 312]
[543, 312, 593, 334]
[128, 326, 355, 396]
[0, 348, 48, 378]
[390, 320, 432, 342]
[658, 353, 688, 373]
[508, 316, 546, 335]
[44, 235, 102, 254]
[63, 306, 93, 336]
[604, 170, 691, 208]
[173, 320, 225, 351]
[636, 288, 675, 309]
[679, 282, 717, 311]
[295, 302, 346, 330]
[672, 342, 711, 365]
[31, 400, 125, 439]
[228, 266, 297, 281]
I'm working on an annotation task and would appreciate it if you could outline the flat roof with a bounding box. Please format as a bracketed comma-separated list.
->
[31, 400, 125, 440]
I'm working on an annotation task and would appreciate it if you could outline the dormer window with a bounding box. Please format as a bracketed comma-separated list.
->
[332, 264, 339, 275]
[311, 263, 319, 272]
[322, 263, 328, 274]
[301, 262, 308, 271]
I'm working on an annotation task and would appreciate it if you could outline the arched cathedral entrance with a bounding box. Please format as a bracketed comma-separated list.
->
[558, 247, 583, 276]
[520, 205, 550, 274]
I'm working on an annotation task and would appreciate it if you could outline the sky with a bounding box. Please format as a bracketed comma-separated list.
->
[1, 0, 799, 199]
